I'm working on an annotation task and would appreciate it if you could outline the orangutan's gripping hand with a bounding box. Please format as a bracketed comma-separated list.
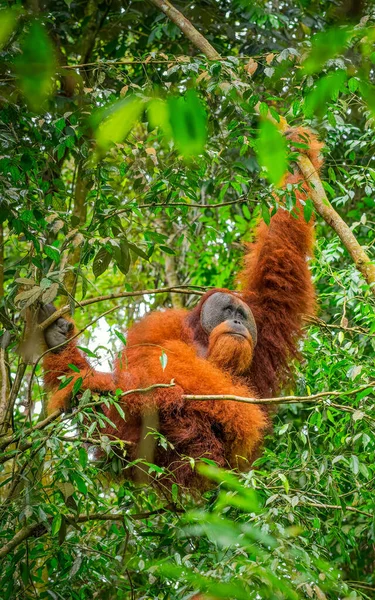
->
[38, 304, 73, 353]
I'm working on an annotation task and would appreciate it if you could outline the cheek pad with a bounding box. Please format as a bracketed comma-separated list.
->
[246, 312, 258, 347]
[200, 292, 231, 333]
[200, 300, 221, 333]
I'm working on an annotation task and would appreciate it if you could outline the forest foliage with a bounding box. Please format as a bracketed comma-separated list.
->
[0, 1, 375, 599]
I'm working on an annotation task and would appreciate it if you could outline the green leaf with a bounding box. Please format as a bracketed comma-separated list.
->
[303, 199, 313, 223]
[256, 120, 287, 187]
[278, 473, 290, 494]
[358, 81, 375, 117]
[44, 245, 60, 263]
[58, 375, 73, 390]
[304, 69, 347, 118]
[72, 377, 83, 397]
[171, 483, 178, 503]
[147, 98, 172, 137]
[78, 389, 91, 405]
[14, 21, 56, 111]
[93, 247, 111, 279]
[72, 472, 88, 495]
[20, 210, 33, 223]
[77, 346, 98, 358]
[0, 9, 17, 49]
[159, 245, 176, 255]
[303, 26, 351, 74]
[51, 513, 62, 536]
[160, 350, 168, 371]
[114, 330, 127, 345]
[68, 363, 80, 373]
[348, 77, 358, 93]
[113, 240, 131, 275]
[258, 102, 269, 117]
[95, 96, 143, 154]
[114, 402, 125, 420]
[168, 90, 207, 158]
[261, 202, 271, 225]
[79, 447, 88, 469]
[40, 278, 52, 290]
[127, 242, 149, 261]
[349, 455, 359, 475]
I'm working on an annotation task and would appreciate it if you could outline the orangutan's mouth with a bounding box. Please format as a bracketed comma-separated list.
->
[226, 332, 247, 340]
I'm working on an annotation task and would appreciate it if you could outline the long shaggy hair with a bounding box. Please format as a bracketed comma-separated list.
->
[43, 127, 322, 490]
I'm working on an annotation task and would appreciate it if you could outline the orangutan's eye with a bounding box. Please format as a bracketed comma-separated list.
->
[237, 308, 246, 320]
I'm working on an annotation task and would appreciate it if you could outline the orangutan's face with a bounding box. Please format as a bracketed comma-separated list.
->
[200, 292, 257, 374]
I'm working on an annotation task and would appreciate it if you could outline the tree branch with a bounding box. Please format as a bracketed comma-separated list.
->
[105, 197, 255, 221]
[0, 506, 182, 560]
[148, 0, 220, 60]
[38, 286, 204, 331]
[306, 315, 375, 338]
[0, 409, 62, 451]
[183, 380, 375, 410]
[301, 501, 372, 519]
[1, 383, 176, 452]
[298, 153, 375, 293]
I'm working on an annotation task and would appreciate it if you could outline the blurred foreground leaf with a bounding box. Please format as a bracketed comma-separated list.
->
[95, 96, 144, 154]
[304, 69, 347, 117]
[303, 26, 351, 74]
[0, 8, 17, 49]
[13, 21, 56, 111]
[168, 90, 207, 158]
[256, 119, 287, 187]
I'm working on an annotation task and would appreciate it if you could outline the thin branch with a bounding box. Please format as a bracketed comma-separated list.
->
[183, 380, 375, 409]
[256, 105, 375, 295]
[1, 383, 175, 452]
[298, 154, 375, 294]
[0, 506, 182, 560]
[59, 54, 272, 70]
[306, 315, 375, 338]
[106, 198, 254, 221]
[0, 522, 42, 560]
[147, 0, 220, 60]
[38, 286, 204, 331]
[0, 348, 8, 431]
[302, 501, 372, 519]
[0, 409, 62, 451]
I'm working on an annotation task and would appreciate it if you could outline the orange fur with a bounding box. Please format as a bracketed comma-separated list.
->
[208, 322, 254, 374]
[239, 127, 320, 398]
[43, 127, 322, 489]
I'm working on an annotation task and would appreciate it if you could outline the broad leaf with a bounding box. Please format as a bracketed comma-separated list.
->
[256, 120, 287, 187]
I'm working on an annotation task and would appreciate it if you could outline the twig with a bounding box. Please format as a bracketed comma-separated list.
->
[0, 523, 42, 560]
[7, 361, 27, 421]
